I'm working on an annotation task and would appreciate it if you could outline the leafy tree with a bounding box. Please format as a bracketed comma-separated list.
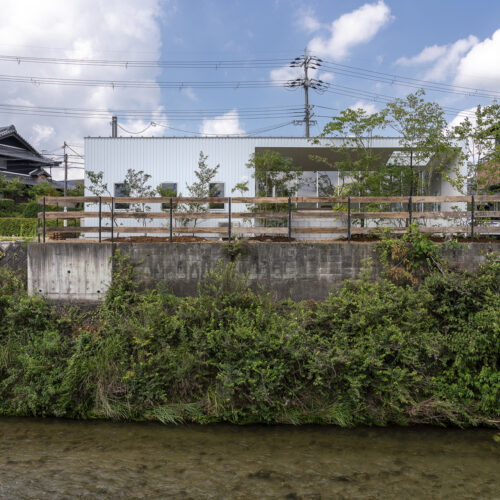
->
[86, 170, 111, 197]
[383, 89, 456, 197]
[0, 176, 26, 200]
[247, 150, 301, 197]
[28, 181, 60, 200]
[314, 107, 390, 197]
[453, 103, 500, 194]
[181, 151, 220, 230]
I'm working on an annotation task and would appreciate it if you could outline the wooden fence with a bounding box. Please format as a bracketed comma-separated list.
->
[37, 195, 500, 242]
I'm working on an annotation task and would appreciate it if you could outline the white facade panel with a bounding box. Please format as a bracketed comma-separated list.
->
[84, 137, 463, 239]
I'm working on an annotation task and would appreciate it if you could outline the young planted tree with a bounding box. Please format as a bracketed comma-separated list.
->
[383, 90, 456, 197]
[453, 103, 500, 194]
[246, 150, 302, 226]
[122, 169, 157, 230]
[247, 150, 301, 197]
[180, 151, 220, 232]
[314, 107, 389, 197]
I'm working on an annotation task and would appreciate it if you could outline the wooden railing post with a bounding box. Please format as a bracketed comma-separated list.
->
[98, 196, 102, 243]
[42, 196, 46, 243]
[288, 196, 292, 242]
[228, 197, 232, 242]
[471, 194, 475, 240]
[111, 197, 114, 243]
[347, 195, 351, 243]
[169, 197, 173, 243]
[408, 196, 413, 226]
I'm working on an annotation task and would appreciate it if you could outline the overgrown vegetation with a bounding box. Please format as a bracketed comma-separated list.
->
[0, 237, 498, 427]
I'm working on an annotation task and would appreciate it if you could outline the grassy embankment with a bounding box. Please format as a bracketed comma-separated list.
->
[0, 229, 498, 426]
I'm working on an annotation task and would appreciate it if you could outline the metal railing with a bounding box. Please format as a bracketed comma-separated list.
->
[37, 195, 500, 242]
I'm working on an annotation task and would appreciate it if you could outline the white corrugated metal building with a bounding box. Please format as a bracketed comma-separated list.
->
[83, 136, 464, 238]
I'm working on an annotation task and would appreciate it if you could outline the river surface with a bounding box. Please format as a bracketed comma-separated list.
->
[0, 418, 498, 499]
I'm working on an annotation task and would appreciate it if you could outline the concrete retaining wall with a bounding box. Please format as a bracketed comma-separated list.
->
[27, 243, 112, 302]
[20, 241, 500, 302]
[0, 241, 28, 284]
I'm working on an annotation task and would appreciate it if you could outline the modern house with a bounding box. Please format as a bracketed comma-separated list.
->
[0, 125, 60, 191]
[83, 136, 466, 238]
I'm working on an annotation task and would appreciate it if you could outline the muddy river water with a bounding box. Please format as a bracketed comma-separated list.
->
[0, 418, 498, 499]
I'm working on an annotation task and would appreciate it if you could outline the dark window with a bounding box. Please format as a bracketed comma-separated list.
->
[209, 182, 225, 209]
[159, 182, 177, 210]
[114, 183, 130, 209]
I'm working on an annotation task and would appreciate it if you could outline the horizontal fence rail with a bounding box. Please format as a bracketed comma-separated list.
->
[37, 195, 500, 242]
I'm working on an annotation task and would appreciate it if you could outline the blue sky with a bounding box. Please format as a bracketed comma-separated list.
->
[1, 0, 500, 177]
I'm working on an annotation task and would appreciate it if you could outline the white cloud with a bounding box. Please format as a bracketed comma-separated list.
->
[270, 65, 303, 83]
[181, 87, 198, 102]
[349, 100, 378, 115]
[270, 63, 320, 84]
[319, 72, 334, 82]
[308, 1, 392, 60]
[200, 110, 245, 136]
[447, 107, 477, 130]
[296, 7, 322, 33]
[0, 0, 170, 179]
[454, 29, 500, 88]
[396, 35, 478, 82]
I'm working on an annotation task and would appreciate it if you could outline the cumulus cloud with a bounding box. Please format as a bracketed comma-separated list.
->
[396, 35, 478, 82]
[296, 7, 322, 33]
[349, 100, 378, 115]
[308, 1, 393, 60]
[454, 29, 500, 89]
[446, 107, 476, 131]
[0, 0, 169, 179]
[200, 110, 245, 136]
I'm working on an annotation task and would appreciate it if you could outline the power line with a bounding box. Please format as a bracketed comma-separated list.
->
[153, 120, 296, 137]
[0, 102, 306, 121]
[0, 54, 291, 68]
[320, 60, 500, 100]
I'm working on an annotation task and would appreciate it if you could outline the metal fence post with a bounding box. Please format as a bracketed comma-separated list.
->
[228, 197, 232, 242]
[288, 196, 292, 242]
[111, 197, 114, 243]
[408, 195, 413, 226]
[37, 200, 40, 243]
[98, 196, 102, 243]
[169, 197, 173, 243]
[347, 195, 351, 243]
[471, 194, 475, 240]
[42, 196, 46, 243]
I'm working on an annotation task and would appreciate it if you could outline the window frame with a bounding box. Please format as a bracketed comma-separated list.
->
[159, 182, 178, 210]
[209, 182, 225, 210]
[114, 182, 130, 209]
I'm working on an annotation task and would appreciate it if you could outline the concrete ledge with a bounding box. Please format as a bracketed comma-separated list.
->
[28, 242, 112, 302]
[24, 241, 500, 303]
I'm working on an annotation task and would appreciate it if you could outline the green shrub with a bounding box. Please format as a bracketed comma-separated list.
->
[0, 198, 15, 216]
[0, 217, 37, 237]
[0, 247, 498, 427]
[22, 200, 39, 218]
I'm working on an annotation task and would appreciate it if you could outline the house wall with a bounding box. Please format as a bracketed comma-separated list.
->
[83, 137, 464, 238]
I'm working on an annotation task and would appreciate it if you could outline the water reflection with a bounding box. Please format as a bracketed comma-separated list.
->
[0, 418, 498, 499]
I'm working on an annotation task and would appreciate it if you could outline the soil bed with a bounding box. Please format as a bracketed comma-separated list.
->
[103, 235, 209, 243]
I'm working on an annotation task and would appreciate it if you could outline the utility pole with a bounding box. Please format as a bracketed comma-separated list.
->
[111, 116, 118, 138]
[63, 141, 68, 197]
[63, 141, 68, 227]
[287, 49, 325, 138]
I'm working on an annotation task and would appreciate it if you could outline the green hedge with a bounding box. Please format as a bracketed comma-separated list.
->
[0, 217, 37, 237]
[0, 198, 15, 216]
